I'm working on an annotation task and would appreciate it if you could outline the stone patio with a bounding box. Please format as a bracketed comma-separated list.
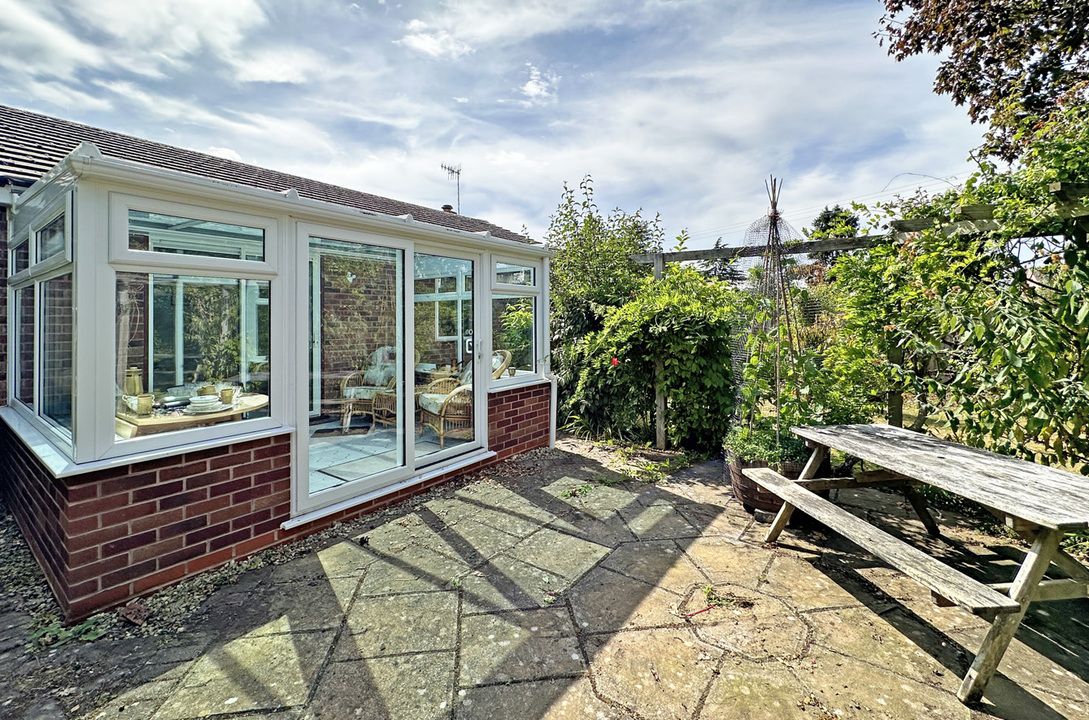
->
[3, 440, 1089, 719]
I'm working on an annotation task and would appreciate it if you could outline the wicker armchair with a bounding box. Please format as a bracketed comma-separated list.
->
[339, 346, 397, 431]
[415, 351, 513, 448]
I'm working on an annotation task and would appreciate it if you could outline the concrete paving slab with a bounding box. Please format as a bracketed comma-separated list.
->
[601, 539, 709, 592]
[152, 630, 334, 719]
[674, 501, 752, 538]
[315, 539, 377, 578]
[506, 528, 610, 582]
[542, 478, 643, 520]
[682, 536, 775, 587]
[759, 555, 865, 612]
[305, 652, 455, 720]
[547, 508, 636, 549]
[585, 627, 718, 720]
[683, 585, 811, 662]
[232, 577, 354, 636]
[459, 554, 569, 614]
[357, 544, 473, 596]
[427, 518, 524, 564]
[459, 608, 584, 686]
[569, 567, 685, 633]
[618, 503, 702, 540]
[454, 677, 632, 719]
[700, 658, 809, 720]
[336, 591, 458, 659]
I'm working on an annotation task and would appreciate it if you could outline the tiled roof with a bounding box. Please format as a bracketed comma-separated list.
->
[0, 104, 531, 243]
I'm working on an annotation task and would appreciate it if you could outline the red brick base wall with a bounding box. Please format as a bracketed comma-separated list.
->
[0, 381, 551, 621]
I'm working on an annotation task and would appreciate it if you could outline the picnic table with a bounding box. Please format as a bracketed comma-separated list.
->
[743, 423, 1089, 704]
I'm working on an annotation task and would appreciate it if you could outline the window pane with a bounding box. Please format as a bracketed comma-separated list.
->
[308, 237, 405, 494]
[493, 296, 535, 375]
[496, 263, 535, 286]
[414, 253, 474, 460]
[15, 287, 34, 405]
[36, 213, 66, 262]
[41, 274, 74, 433]
[128, 210, 265, 261]
[115, 272, 270, 440]
[12, 239, 29, 274]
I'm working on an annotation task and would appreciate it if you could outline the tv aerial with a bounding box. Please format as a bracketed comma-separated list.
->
[441, 163, 461, 214]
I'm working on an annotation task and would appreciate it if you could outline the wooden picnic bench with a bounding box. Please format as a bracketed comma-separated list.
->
[743, 423, 1089, 704]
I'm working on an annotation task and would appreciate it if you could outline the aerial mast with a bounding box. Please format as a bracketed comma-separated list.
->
[441, 163, 462, 214]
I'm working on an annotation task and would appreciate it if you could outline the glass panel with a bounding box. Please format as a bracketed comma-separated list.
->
[41, 274, 74, 434]
[128, 210, 265, 261]
[36, 213, 66, 263]
[493, 296, 536, 375]
[496, 262, 535, 286]
[414, 253, 474, 460]
[307, 236, 404, 495]
[15, 287, 34, 405]
[12, 239, 29, 274]
[115, 273, 270, 440]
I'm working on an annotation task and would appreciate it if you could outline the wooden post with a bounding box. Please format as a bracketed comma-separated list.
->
[652, 253, 666, 448]
[764, 445, 828, 543]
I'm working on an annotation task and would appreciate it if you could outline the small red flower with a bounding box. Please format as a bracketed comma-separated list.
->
[611, 357, 619, 366]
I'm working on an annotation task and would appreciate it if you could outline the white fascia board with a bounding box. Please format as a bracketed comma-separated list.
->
[63, 146, 553, 258]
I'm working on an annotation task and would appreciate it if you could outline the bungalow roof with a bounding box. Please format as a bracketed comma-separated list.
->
[0, 104, 531, 244]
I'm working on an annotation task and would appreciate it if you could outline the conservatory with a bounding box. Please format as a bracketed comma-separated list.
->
[1, 130, 552, 619]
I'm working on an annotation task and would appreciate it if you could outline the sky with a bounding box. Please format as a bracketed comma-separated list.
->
[0, 0, 987, 247]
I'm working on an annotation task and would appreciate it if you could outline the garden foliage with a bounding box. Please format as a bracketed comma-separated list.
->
[564, 264, 738, 454]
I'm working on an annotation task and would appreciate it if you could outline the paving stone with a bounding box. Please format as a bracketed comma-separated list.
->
[506, 528, 609, 582]
[758, 555, 864, 611]
[569, 567, 685, 633]
[701, 657, 809, 719]
[601, 539, 708, 593]
[617, 503, 702, 540]
[808, 607, 965, 687]
[683, 584, 810, 662]
[357, 518, 426, 554]
[336, 591, 458, 659]
[586, 627, 717, 720]
[454, 677, 631, 719]
[427, 497, 548, 538]
[674, 501, 752, 537]
[790, 647, 973, 719]
[305, 652, 454, 720]
[455, 483, 561, 527]
[357, 545, 472, 596]
[153, 630, 334, 719]
[681, 536, 775, 587]
[81, 679, 177, 720]
[426, 518, 523, 565]
[543, 478, 643, 520]
[459, 608, 584, 686]
[315, 539, 380, 578]
[235, 577, 353, 636]
[460, 554, 569, 614]
[547, 509, 636, 549]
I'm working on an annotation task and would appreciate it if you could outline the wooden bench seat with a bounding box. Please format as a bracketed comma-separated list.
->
[743, 467, 1021, 615]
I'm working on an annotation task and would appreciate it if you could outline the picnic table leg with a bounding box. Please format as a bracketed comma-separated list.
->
[763, 445, 828, 543]
[957, 528, 1062, 703]
[902, 485, 942, 537]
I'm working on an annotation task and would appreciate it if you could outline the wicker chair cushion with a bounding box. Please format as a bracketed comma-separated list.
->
[418, 392, 446, 415]
[344, 385, 383, 400]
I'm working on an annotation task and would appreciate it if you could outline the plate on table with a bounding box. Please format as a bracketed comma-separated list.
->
[183, 402, 231, 415]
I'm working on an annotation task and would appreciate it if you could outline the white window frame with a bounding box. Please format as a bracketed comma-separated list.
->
[92, 192, 283, 461]
[6, 192, 76, 452]
[489, 254, 546, 388]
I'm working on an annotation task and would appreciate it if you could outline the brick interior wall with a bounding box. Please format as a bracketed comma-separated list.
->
[40, 273, 73, 429]
[0, 382, 551, 621]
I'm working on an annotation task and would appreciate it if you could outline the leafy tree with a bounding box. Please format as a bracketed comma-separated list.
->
[877, 0, 1089, 160]
[565, 264, 738, 453]
[547, 177, 664, 413]
[701, 237, 745, 283]
[805, 204, 861, 264]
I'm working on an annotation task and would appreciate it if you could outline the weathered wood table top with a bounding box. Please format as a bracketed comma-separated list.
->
[792, 423, 1089, 531]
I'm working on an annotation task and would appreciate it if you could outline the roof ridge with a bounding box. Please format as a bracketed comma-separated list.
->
[0, 104, 532, 244]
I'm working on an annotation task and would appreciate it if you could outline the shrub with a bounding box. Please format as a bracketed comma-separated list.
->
[565, 265, 740, 454]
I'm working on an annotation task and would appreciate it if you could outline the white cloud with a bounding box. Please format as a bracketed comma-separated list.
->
[231, 48, 328, 84]
[519, 64, 559, 105]
[207, 146, 243, 161]
[0, 1, 105, 79]
[396, 20, 473, 59]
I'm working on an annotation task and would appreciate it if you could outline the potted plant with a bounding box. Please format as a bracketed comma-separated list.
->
[724, 419, 813, 513]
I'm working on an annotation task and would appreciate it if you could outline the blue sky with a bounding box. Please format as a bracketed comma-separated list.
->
[0, 0, 985, 247]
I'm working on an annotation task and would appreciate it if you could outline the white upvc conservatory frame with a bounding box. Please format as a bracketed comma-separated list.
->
[4, 145, 552, 521]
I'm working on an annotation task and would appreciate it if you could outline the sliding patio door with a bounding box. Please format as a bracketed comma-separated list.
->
[304, 234, 406, 498]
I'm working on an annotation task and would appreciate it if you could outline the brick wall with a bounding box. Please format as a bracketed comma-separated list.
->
[0, 381, 551, 621]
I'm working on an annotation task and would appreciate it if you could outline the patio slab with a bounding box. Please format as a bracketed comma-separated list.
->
[2, 440, 1088, 720]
